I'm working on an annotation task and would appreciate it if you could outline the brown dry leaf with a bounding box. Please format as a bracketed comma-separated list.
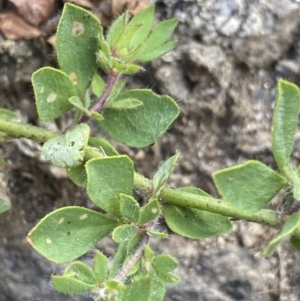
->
[47, 34, 56, 48]
[10, 0, 56, 26]
[0, 11, 41, 40]
[112, 0, 149, 17]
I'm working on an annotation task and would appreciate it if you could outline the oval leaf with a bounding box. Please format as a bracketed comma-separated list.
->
[27, 206, 118, 263]
[42, 124, 90, 168]
[32, 67, 75, 121]
[121, 277, 151, 301]
[213, 160, 288, 213]
[120, 194, 140, 223]
[56, 3, 101, 96]
[52, 275, 95, 294]
[139, 198, 160, 225]
[64, 261, 96, 284]
[86, 155, 134, 217]
[163, 204, 232, 239]
[93, 250, 109, 283]
[98, 89, 179, 147]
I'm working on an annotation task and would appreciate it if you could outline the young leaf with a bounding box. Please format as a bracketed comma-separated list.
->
[272, 79, 300, 171]
[98, 89, 179, 147]
[52, 275, 95, 294]
[147, 230, 168, 239]
[32, 67, 76, 121]
[64, 261, 96, 284]
[110, 242, 128, 278]
[136, 18, 178, 62]
[27, 206, 118, 263]
[56, 3, 101, 96]
[153, 153, 180, 196]
[107, 11, 128, 47]
[88, 136, 119, 156]
[86, 156, 134, 217]
[127, 233, 142, 255]
[93, 250, 109, 283]
[0, 108, 16, 121]
[120, 194, 140, 223]
[178, 186, 210, 197]
[0, 158, 10, 214]
[152, 270, 180, 285]
[213, 160, 288, 213]
[262, 212, 300, 256]
[127, 5, 155, 52]
[91, 72, 105, 97]
[109, 98, 143, 110]
[121, 277, 151, 301]
[42, 124, 90, 168]
[106, 279, 126, 291]
[68, 96, 90, 115]
[152, 254, 178, 273]
[163, 204, 232, 239]
[144, 245, 155, 264]
[112, 224, 138, 244]
[139, 198, 160, 225]
[66, 164, 87, 187]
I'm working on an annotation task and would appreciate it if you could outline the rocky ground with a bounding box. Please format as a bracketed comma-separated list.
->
[1, 0, 300, 300]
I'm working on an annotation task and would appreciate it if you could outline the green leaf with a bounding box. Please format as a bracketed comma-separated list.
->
[86, 155, 134, 217]
[149, 280, 165, 301]
[127, 5, 155, 52]
[163, 204, 232, 239]
[121, 277, 151, 301]
[42, 124, 90, 168]
[0, 108, 16, 121]
[139, 198, 160, 225]
[153, 153, 180, 195]
[112, 224, 138, 243]
[147, 230, 168, 239]
[56, 3, 101, 96]
[68, 96, 90, 115]
[0, 158, 10, 214]
[93, 250, 109, 283]
[52, 275, 95, 294]
[106, 79, 127, 105]
[152, 270, 180, 285]
[64, 261, 96, 284]
[107, 12, 128, 47]
[144, 245, 155, 264]
[137, 41, 177, 63]
[32, 67, 75, 121]
[66, 164, 87, 187]
[263, 212, 300, 256]
[91, 72, 105, 97]
[88, 137, 119, 156]
[136, 17, 178, 62]
[178, 186, 210, 197]
[98, 89, 179, 147]
[127, 233, 142, 255]
[110, 242, 128, 278]
[106, 279, 126, 291]
[213, 160, 288, 213]
[27, 206, 118, 263]
[110, 98, 143, 110]
[120, 194, 140, 223]
[272, 79, 300, 171]
[152, 254, 178, 273]
[115, 23, 142, 51]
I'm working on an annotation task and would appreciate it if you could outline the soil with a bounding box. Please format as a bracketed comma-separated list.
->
[1, 0, 300, 300]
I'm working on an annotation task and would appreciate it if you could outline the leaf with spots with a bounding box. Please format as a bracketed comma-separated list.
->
[97, 89, 179, 147]
[139, 198, 160, 225]
[56, 3, 101, 96]
[27, 206, 118, 263]
[42, 124, 90, 168]
[32, 67, 76, 121]
[213, 160, 288, 214]
[86, 155, 134, 217]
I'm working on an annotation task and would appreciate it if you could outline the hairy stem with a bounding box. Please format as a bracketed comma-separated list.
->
[0, 119, 296, 235]
[115, 234, 149, 282]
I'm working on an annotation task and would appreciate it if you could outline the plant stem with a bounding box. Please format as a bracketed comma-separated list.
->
[115, 234, 149, 282]
[0, 119, 297, 235]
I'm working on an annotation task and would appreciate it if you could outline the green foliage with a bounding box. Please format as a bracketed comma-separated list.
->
[213, 160, 288, 213]
[3, 2, 299, 301]
[98, 89, 179, 147]
[27, 206, 118, 263]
